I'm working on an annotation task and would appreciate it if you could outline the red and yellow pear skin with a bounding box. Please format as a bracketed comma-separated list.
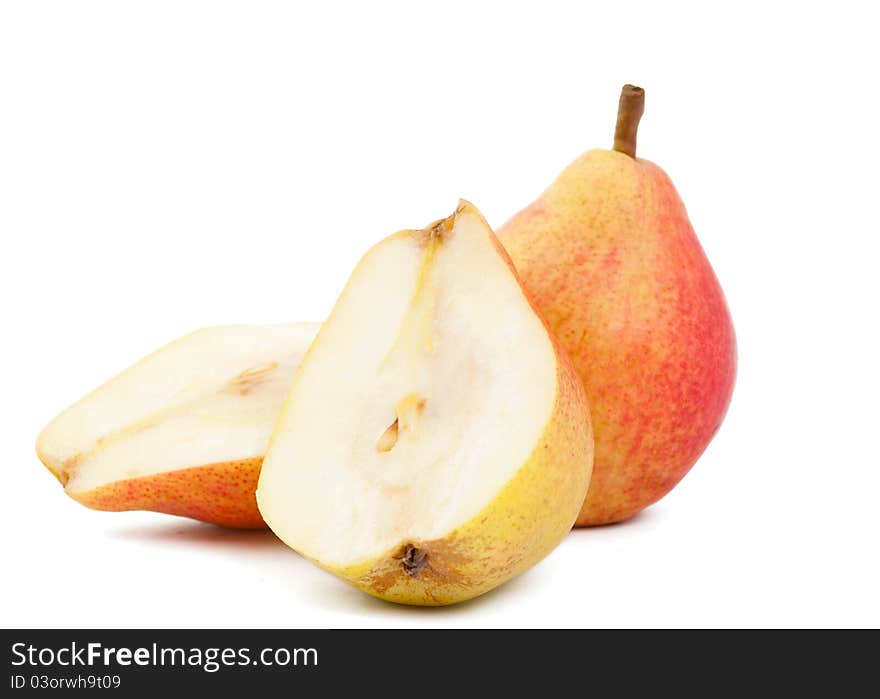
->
[63, 459, 266, 529]
[499, 89, 735, 525]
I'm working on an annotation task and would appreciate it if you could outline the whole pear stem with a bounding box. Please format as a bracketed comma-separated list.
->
[613, 84, 645, 158]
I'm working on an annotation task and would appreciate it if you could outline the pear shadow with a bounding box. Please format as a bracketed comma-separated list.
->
[108, 519, 286, 554]
[109, 519, 551, 617]
[568, 506, 664, 534]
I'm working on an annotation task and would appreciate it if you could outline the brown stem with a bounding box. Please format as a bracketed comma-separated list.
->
[613, 84, 645, 158]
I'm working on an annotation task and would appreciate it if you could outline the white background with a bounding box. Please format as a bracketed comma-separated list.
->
[2, 1, 878, 628]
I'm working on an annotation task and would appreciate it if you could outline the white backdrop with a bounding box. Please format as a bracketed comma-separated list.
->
[2, 1, 877, 628]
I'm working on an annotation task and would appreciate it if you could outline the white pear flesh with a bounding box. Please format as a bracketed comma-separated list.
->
[257, 202, 593, 605]
[37, 323, 318, 527]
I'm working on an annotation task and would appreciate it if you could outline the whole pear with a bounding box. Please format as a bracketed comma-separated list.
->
[498, 85, 736, 526]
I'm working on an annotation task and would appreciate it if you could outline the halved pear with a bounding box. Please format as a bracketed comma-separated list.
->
[37, 323, 318, 528]
[257, 202, 593, 605]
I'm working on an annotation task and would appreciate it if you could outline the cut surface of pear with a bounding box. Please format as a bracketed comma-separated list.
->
[257, 202, 593, 605]
[37, 323, 319, 528]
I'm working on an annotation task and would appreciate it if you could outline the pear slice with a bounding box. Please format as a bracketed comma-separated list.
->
[37, 323, 319, 528]
[257, 202, 593, 605]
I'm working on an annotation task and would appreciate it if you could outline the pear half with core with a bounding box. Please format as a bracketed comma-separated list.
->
[257, 202, 593, 605]
[37, 323, 318, 528]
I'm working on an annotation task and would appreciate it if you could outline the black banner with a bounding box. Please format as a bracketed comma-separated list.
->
[1, 629, 875, 693]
